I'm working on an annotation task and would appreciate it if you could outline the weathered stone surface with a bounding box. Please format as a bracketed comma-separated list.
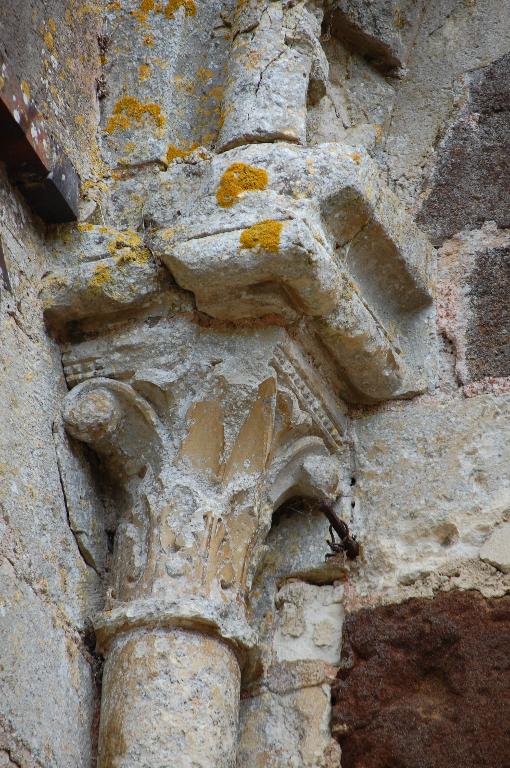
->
[0, 561, 96, 768]
[384, 0, 510, 209]
[217, 0, 327, 150]
[332, 591, 510, 768]
[418, 53, 510, 243]
[350, 391, 510, 604]
[98, 629, 240, 768]
[238, 685, 340, 768]
[480, 522, 510, 574]
[329, 0, 424, 72]
[101, 0, 234, 168]
[437, 224, 510, 386]
[0, 0, 101, 179]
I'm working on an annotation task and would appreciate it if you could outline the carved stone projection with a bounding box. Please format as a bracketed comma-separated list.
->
[40, 1, 434, 765]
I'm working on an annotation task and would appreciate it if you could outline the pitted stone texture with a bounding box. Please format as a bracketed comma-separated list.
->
[350, 392, 510, 604]
[239, 500, 347, 768]
[419, 53, 510, 244]
[98, 629, 240, 768]
[274, 581, 343, 664]
[329, 0, 424, 72]
[332, 591, 510, 768]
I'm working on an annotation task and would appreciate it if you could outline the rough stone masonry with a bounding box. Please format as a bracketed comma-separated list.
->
[0, 1, 509, 767]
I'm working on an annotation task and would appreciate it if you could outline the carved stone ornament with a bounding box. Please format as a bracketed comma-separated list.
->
[40, 2, 433, 765]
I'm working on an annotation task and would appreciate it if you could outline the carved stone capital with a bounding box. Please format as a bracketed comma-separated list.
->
[60, 329, 347, 655]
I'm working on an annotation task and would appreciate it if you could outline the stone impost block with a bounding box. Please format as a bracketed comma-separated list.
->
[217, 1, 327, 151]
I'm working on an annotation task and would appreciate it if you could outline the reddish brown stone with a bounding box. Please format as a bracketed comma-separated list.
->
[332, 591, 510, 768]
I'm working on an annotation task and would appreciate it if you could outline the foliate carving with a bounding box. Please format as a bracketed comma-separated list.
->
[61, 347, 345, 654]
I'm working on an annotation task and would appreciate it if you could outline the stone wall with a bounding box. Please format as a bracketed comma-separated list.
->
[0, 4, 102, 766]
[0, 1, 509, 767]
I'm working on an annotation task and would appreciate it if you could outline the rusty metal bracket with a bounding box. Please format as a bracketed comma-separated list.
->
[0, 59, 79, 223]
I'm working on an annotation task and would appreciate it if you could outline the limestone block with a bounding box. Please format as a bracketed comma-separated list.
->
[53, 420, 108, 574]
[480, 522, 510, 574]
[238, 685, 340, 768]
[274, 581, 344, 664]
[329, 0, 424, 72]
[217, 0, 327, 150]
[351, 392, 510, 602]
[0, 563, 95, 768]
[149, 142, 432, 401]
[40, 226, 174, 325]
[98, 629, 240, 768]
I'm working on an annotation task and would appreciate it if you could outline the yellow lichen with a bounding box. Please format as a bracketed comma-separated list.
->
[216, 162, 268, 208]
[21, 81, 30, 99]
[165, 141, 198, 164]
[239, 220, 283, 253]
[139, 64, 151, 81]
[89, 263, 112, 291]
[43, 30, 55, 51]
[134, 0, 154, 19]
[77, 222, 94, 231]
[197, 67, 213, 82]
[105, 96, 166, 134]
[347, 151, 362, 165]
[164, 0, 196, 19]
[48, 17, 57, 33]
[143, 33, 155, 46]
[107, 230, 151, 265]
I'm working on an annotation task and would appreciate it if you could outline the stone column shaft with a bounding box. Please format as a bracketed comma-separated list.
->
[98, 628, 241, 768]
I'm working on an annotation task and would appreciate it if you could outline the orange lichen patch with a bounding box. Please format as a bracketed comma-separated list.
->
[139, 64, 151, 81]
[89, 263, 112, 291]
[132, 0, 155, 23]
[164, 0, 196, 19]
[43, 30, 55, 51]
[239, 220, 283, 253]
[105, 96, 166, 134]
[347, 151, 362, 165]
[216, 163, 268, 208]
[143, 33, 155, 46]
[107, 230, 151, 265]
[165, 141, 199, 164]
[197, 67, 213, 82]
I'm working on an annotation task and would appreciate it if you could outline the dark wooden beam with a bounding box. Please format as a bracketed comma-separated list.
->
[0, 58, 79, 222]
